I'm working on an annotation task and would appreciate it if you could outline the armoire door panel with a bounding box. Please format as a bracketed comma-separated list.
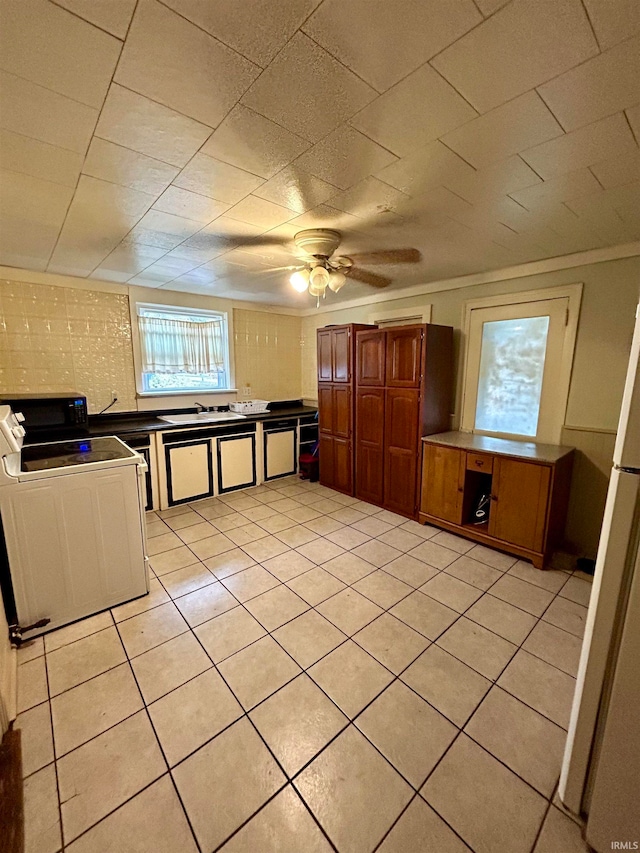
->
[355, 388, 384, 505]
[385, 388, 419, 452]
[332, 438, 352, 494]
[332, 327, 351, 383]
[319, 434, 335, 489]
[356, 330, 385, 386]
[332, 386, 351, 438]
[384, 448, 417, 517]
[317, 330, 333, 382]
[386, 326, 422, 387]
[318, 385, 333, 434]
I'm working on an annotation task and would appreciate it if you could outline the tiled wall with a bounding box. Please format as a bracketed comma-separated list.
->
[0, 279, 304, 414]
[0, 280, 137, 413]
[233, 309, 302, 402]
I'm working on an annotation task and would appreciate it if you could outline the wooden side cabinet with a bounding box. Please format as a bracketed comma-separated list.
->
[419, 434, 574, 569]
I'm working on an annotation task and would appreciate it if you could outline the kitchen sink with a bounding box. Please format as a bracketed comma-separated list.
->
[158, 411, 247, 425]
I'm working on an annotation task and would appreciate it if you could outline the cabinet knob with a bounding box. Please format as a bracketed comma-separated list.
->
[457, 486, 464, 493]
[490, 494, 497, 501]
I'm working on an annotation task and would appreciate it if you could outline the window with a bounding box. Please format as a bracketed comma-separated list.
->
[136, 304, 230, 393]
[461, 285, 582, 444]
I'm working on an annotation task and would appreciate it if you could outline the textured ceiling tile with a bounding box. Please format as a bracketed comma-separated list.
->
[442, 91, 563, 168]
[253, 166, 340, 213]
[83, 138, 179, 196]
[0, 70, 98, 154]
[0, 169, 74, 230]
[444, 156, 542, 204]
[53, 0, 137, 40]
[627, 105, 640, 141]
[329, 177, 410, 219]
[201, 105, 310, 179]
[582, 0, 640, 50]
[509, 168, 603, 209]
[351, 64, 478, 156]
[521, 112, 639, 179]
[152, 187, 230, 223]
[92, 243, 167, 281]
[95, 85, 212, 169]
[286, 205, 367, 233]
[0, 0, 121, 108]
[130, 255, 198, 282]
[115, 0, 259, 127]
[375, 141, 476, 196]
[431, 0, 599, 112]
[49, 175, 157, 273]
[173, 154, 265, 204]
[161, 0, 320, 67]
[590, 149, 640, 189]
[225, 196, 296, 229]
[0, 129, 83, 188]
[538, 35, 640, 132]
[295, 126, 397, 190]
[474, 0, 511, 15]
[303, 0, 481, 92]
[126, 208, 203, 250]
[241, 32, 376, 143]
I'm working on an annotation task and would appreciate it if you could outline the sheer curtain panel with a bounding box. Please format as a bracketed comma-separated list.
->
[138, 315, 224, 375]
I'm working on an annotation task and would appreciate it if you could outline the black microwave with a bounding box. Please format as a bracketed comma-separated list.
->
[1, 393, 89, 437]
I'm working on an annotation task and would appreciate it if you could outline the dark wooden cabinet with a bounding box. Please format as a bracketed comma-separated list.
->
[317, 323, 375, 494]
[386, 327, 423, 387]
[354, 323, 453, 519]
[356, 330, 386, 386]
[355, 388, 385, 505]
[420, 435, 574, 568]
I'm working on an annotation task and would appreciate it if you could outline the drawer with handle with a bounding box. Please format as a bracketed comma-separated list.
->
[466, 452, 493, 474]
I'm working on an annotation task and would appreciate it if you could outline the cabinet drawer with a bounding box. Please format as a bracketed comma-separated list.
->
[466, 452, 493, 474]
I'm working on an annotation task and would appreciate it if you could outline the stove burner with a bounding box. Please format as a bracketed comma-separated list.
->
[20, 436, 136, 472]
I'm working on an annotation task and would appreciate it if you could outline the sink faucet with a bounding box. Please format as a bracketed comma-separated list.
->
[194, 401, 209, 413]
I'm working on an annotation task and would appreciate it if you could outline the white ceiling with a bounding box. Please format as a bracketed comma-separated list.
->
[0, 0, 638, 307]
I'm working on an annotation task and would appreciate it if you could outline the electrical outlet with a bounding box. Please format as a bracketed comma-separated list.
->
[243, 384, 252, 398]
[111, 390, 118, 400]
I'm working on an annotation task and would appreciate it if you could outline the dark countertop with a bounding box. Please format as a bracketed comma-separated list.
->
[422, 430, 574, 463]
[86, 403, 318, 438]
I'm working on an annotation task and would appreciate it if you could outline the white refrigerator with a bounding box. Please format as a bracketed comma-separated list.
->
[559, 309, 640, 850]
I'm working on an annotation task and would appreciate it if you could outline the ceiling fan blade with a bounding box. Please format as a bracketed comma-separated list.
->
[347, 248, 421, 265]
[348, 267, 392, 288]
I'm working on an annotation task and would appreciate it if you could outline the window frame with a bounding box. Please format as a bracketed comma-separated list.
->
[132, 301, 233, 396]
[459, 284, 583, 444]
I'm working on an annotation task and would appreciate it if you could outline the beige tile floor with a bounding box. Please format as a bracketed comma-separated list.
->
[15, 476, 596, 853]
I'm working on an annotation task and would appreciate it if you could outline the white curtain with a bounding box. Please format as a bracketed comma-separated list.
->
[138, 315, 225, 374]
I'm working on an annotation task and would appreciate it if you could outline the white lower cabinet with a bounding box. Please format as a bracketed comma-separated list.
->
[165, 440, 213, 505]
[217, 434, 256, 493]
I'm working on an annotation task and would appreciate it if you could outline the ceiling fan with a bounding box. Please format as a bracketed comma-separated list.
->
[218, 228, 422, 305]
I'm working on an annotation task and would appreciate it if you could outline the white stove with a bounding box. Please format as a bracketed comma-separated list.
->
[0, 406, 149, 640]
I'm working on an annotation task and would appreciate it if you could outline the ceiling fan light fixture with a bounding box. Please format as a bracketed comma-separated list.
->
[328, 270, 346, 292]
[308, 279, 326, 297]
[309, 265, 330, 289]
[290, 268, 310, 292]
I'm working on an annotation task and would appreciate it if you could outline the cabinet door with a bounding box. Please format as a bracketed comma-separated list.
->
[332, 327, 351, 383]
[489, 458, 550, 552]
[333, 437, 353, 494]
[319, 434, 335, 489]
[384, 388, 420, 516]
[356, 329, 385, 386]
[165, 440, 213, 505]
[386, 326, 423, 387]
[332, 385, 351, 438]
[421, 443, 464, 523]
[264, 429, 296, 480]
[355, 388, 384, 505]
[317, 329, 333, 382]
[218, 435, 256, 492]
[318, 384, 333, 434]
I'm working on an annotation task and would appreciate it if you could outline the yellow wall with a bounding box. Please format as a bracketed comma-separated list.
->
[0, 273, 302, 413]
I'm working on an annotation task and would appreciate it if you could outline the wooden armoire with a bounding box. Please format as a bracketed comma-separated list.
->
[355, 324, 453, 518]
[317, 323, 375, 495]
